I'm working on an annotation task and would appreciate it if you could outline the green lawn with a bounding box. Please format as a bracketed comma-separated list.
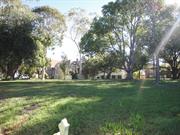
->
[0, 80, 180, 135]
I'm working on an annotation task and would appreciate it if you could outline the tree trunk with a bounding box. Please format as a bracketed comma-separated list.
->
[139, 70, 141, 79]
[42, 66, 45, 80]
[103, 70, 106, 78]
[170, 56, 179, 80]
[5, 65, 18, 80]
[153, 55, 156, 78]
[126, 69, 133, 80]
[79, 53, 82, 75]
[63, 72, 66, 80]
[178, 72, 180, 79]
[126, 46, 134, 80]
[155, 55, 160, 83]
[106, 72, 112, 79]
[4, 72, 9, 80]
[171, 67, 178, 80]
[6, 70, 15, 80]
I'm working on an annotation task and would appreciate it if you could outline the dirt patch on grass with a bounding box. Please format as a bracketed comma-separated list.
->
[0, 115, 28, 135]
[21, 103, 40, 114]
[0, 103, 40, 135]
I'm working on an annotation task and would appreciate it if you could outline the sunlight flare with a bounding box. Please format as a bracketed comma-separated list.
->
[165, 0, 180, 7]
[154, 17, 180, 57]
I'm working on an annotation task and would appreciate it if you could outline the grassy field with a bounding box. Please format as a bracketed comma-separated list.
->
[0, 80, 180, 135]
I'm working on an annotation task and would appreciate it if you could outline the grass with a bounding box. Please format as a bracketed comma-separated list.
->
[0, 80, 180, 135]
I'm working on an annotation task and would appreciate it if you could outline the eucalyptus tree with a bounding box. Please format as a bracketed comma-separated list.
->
[95, 0, 148, 80]
[80, 17, 121, 79]
[32, 6, 66, 79]
[101, 0, 175, 80]
[143, 0, 176, 83]
[67, 8, 93, 76]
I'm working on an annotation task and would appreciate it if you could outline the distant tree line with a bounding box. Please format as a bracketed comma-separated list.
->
[0, 0, 179, 81]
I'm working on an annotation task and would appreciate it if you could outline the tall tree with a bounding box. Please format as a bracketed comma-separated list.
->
[160, 25, 180, 79]
[145, 2, 176, 83]
[80, 17, 121, 79]
[67, 8, 92, 77]
[0, 2, 36, 79]
[32, 6, 66, 80]
[101, 0, 147, 80]
[0, 1, 66, 80]
[80, 10, 148, 79]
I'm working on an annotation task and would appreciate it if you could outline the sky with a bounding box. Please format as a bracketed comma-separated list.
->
[165, 0, 180, 6]
[22, 0, 178, 61]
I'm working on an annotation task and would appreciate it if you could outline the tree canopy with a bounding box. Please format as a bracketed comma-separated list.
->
[0, 1, 66, 79]
[80, 0, 179, 80]
[0, 0, 179, 80]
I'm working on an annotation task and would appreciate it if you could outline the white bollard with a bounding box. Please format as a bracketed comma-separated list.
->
[53, 118, 70, 135]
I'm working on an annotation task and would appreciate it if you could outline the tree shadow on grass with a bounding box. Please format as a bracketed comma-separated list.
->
[0, 80, 136, 100]
[0, 80, 180, 135]
[13, 94, 134, 135]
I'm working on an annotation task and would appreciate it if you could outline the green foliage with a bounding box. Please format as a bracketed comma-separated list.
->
[143, 1, 175, 55]
[18, 63, 36, 78]
[82, 57, 100, 79]
[33, 6, 66, 47]
[160, 25, 180, 79]
[59, 55, 70, 80]
[80, 16, 121, 79]
[82, 53, 119, 79]
[133, 50, 148, 72]
[80, 17, 115, 56]
[0, 1, 66, 79]
[69, 71, 78, 80]
[81, 0, 153, 80]
[80, 0, 179, 80]
[0, 3, 36, 79]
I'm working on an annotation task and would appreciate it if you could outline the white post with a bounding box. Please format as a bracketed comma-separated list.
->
[53, 118, 70, 135]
